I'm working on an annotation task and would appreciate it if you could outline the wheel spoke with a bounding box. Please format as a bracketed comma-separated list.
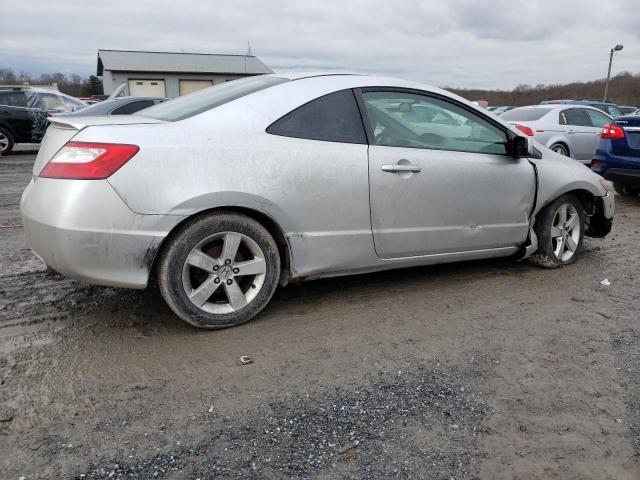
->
[565, 235, 577, 252]
[220, 233, 242, 263]
[186, 249, 218, 272]
[555, 236, 565, 258]
[189, 275, 222, 306]
[557, 205, 568, 226]
[565, 213, 578, 231]
[224, 281, 247, 310]
[550, 226, 563, 238]
[235, 257, 266, 276]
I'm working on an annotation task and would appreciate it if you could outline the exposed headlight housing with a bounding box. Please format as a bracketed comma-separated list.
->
[600, 179, 614, 192]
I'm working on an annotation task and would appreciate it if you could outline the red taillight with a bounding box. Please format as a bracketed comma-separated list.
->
[600, 124, 625, 139]
[515, 125, 534, 136]
[40, 141, 139, 180]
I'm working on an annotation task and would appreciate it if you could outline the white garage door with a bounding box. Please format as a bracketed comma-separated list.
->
[179, 80, 213, 95]
[128, 79, 166, 97]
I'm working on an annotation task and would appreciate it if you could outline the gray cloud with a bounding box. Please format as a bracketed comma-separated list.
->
[0, 0, 638, 89]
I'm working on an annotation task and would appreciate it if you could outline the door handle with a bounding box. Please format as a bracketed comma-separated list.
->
[567, 130, 575, 134]
[381, 163, 421, 173]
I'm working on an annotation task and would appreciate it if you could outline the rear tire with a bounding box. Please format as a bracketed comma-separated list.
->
[528, 194, 585, 268]
[0, 128, 14, 155]
[550, 143, 569, 157]
[158, 212, 280, 329]
[613, 183, 640, 197]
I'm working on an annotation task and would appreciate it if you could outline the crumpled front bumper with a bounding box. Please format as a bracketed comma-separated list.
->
[20, 178, 185, 288]
[586, 191, 614, 238]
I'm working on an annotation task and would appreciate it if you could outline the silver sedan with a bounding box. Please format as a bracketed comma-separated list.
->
[500, 104, 613, 163]
[21, 74, 614, 328]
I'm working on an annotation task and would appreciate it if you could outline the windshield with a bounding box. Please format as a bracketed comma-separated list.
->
[138, 76, 289, 121]
[501, 108, 551, 121]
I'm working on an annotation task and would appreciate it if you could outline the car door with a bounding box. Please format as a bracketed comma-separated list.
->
[559, 108, 596, 161]
[0, 91, 32, 143]
[359, 89, 536, 259]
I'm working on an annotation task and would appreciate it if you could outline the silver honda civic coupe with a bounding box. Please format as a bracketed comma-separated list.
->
[21, 73, 614, 328]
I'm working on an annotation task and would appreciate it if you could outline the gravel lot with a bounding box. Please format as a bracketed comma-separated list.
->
[1, 151, 640, 479]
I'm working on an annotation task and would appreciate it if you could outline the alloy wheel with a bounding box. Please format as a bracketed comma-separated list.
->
[551, 144, 568, 156]
[551, 203, 580, 262]
[0, 132, 9, 152]
[181, 231, 267, 314]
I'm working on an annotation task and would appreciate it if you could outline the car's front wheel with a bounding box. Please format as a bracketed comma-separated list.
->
[528, 194, 585, 268]
[158, 212, 281, 329]
[613, 182, 640, 197]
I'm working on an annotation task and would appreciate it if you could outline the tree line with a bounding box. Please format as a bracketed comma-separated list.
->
[446, 71, 640, 107]
[0, 68, 103, 97]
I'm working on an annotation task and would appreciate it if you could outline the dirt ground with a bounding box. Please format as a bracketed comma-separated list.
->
[1, 151, 640, 479]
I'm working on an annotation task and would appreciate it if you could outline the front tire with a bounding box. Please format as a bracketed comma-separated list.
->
[158, 212, 280, 329]
[528, 194, 585, 268]
[613, 183, 640, 197]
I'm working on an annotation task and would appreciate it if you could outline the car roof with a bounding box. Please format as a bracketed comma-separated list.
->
[512, 104, 611, 113]
[109, 96, 167, 101]
[271, 71, 368, 81]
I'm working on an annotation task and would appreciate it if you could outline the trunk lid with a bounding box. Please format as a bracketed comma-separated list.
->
[612, 116, 640, 157]
[32, 115, 164, 176]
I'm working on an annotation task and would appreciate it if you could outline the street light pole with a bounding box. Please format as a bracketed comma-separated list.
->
[603, 44, 623, 102]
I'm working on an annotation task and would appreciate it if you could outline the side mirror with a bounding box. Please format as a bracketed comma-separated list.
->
[509, 132, 529, 157]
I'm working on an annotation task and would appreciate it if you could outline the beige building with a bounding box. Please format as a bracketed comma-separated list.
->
[97, 49, 273, 98]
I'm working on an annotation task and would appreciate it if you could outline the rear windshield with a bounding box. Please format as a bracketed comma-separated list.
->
[138, 76, 289, 121]
[501, 108, 551, 121]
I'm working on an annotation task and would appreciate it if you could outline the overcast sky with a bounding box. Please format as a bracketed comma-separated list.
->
[2, 0, 638, 90]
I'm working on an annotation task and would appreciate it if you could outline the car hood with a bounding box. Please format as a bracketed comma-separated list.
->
[529, 140, 608, 216]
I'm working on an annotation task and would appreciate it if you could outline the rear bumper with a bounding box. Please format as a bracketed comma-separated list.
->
[603, 168, 640, 187]
[20, 178, 185, 288]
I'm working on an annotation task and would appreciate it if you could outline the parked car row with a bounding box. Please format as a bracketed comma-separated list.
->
[0, 87, 167, 154]
[496, 100, 640, 198]
[501, 104, 613, 163]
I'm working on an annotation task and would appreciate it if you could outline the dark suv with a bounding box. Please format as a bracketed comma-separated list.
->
[0, 88, 86, 154]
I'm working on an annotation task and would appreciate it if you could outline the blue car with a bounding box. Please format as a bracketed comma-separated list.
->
[591, 115, 640, 196]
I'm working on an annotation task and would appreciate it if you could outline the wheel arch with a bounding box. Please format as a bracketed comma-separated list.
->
[150, 206, 294, 287]
[533, 187, 610, 238]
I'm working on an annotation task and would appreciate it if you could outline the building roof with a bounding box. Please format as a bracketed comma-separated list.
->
[97, 49, 272, 76]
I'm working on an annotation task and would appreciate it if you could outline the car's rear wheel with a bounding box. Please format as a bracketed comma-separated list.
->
[0, 128, 14, 155]
[158, 212, 280, 329]
[550, 143, 569, 157]
[613, 182, 640, 197]
[528, 194, 585, 268]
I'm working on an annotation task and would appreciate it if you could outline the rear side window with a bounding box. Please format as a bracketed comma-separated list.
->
[560, 108, 589, 126]
[0, 91, 27, 107]
[585, 109, 611, 128]
[267, 90, 366, 144]
[605, 105, 623, 117]
[500, 108, 551, 121]
[139, 75, 289, 121]
[112, 100, 156, 115]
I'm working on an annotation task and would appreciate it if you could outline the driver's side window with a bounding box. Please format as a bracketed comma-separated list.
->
[361, 91, 508, 155]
